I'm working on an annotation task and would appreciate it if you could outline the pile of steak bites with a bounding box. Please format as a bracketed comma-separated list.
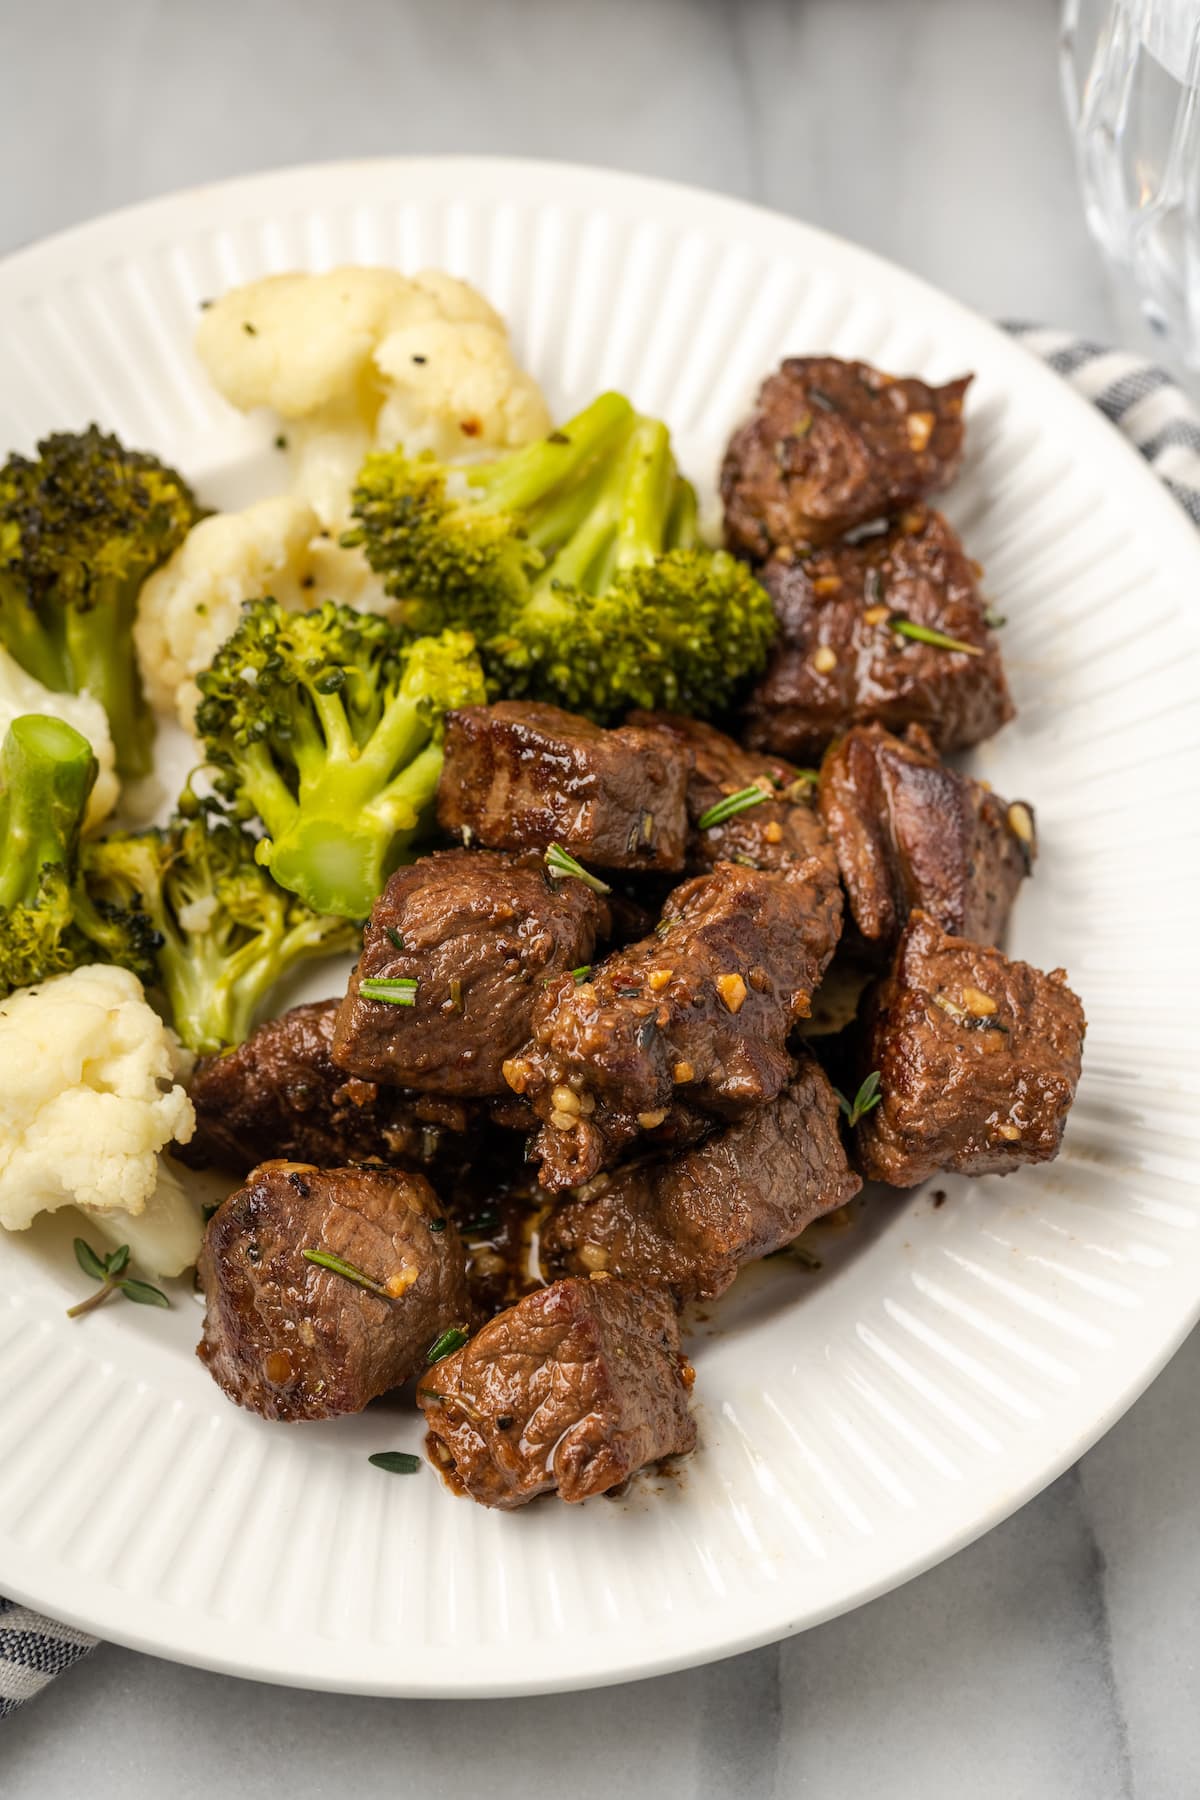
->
[188, 356, 1085, 1511]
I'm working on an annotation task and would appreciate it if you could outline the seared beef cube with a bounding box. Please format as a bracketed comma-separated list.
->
[819, 724, 1033, 951]
[720, 355, 970, 558]
[417, 1276, 696, 1507]
[437, 701, 690, 872]
[507, 857, 843, 1191]
[856, 912, 1086, 1186]
[179, 1000, 484, 1175]
[541, 1054, 860, 1303]
[198, 1163, 472, 1422]
[742, 508, 1014, 760]
[626, 710, 831, 879]
[332, 849, 608, 1097]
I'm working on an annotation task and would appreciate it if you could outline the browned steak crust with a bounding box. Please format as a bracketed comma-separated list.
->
[742, 508, 1013, 761]
[819, 723, 1032, 951]
[417, 1276, 696, 1507]
[437, 701, 690, 872]
[541, 1053, 860, 1303]
[855, 912, 1086, 1186]
[333, 848, 608, 1097]
[721, 355, 970, 558]
[198, 1162, 472, 1422]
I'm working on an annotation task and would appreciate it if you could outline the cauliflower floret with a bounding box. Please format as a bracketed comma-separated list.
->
[135, 495, 322, 729]
[0, 646, 118, 830]
[0, 964, 201, 1277]
[196, 266, 549, 527]
[374, 318, 552, 462]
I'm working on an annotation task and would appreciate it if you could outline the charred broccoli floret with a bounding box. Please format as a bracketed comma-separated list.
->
[193, 600, 486, 919]
[0, 427, 200, 778]
[347, 394, 776, 722]
[82, 798, 359, 1055]
[0, 713, 158, 994]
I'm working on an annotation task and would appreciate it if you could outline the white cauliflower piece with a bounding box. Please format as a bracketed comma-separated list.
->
[195, 266, 549, 527]
[374, 319, 552, 462]
[135, 495, 321, 729]
[0, 964, 201, 1277]
[87, 1156, 206, 1281]
[0, 646, 118, 830]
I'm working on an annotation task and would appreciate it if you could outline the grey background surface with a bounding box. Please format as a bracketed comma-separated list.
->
[1, 2, 1195, 1796]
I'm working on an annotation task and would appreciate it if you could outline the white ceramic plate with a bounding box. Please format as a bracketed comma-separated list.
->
[1, 158, 1198, 1698]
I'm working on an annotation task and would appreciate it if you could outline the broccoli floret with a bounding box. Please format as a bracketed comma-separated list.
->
[193, 600, 486, 919]
[0, 712, 158, 994]
[347, 396, 776, 722]
[82, 799, 360, 1055]
[0, 427, 200, 779]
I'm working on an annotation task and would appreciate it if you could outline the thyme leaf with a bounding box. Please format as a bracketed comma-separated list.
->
[368, 1451, 421, 1475]
[543, 843, 612, 895]
[891, 619, 983, 656]
[834, 1071, 883, 1128]
[360, 976, 418, 1006]
[697, 784, 771, 830]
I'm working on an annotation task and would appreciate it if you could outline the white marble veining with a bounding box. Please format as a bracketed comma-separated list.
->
[0, 2, 1193, 1795]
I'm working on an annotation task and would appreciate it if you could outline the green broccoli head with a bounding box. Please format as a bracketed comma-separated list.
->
[193, 599, 486, 920]
[348, 398, 775, 724]
[346, 390, 634, 641]
[0, 712, 158, 994]
[0, 427, 200, 778]
[82, 797, 360, 1054]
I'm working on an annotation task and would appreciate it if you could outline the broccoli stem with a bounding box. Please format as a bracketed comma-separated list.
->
[158, 921, 335, 1055]
[469, 392, 634, 515]
[524, 415, 673, 612]
[62, 588, 155, 780]
[265, 698, 443, 920]
[0, 592, 72, 693]
[0, 714, 95, 910]
[665, 476, 700, 551]
[613, 418, 672, 570]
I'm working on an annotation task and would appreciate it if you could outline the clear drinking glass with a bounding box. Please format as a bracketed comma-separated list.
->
[1061, 0, 1200, 373]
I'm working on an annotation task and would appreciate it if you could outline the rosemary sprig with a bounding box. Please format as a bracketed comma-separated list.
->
[359, 975, 418, 1006]
[544, 843, 611, 895]
[67, 1239, 169, 1319]
[697, 784, 771, 830]
[834, 1071, 883, 1128]
[302, 1247, 390, 1296]
[368, 1451, 421, 1475]
[427, 1326, 470, 1363]
[891, 619, 983, 657]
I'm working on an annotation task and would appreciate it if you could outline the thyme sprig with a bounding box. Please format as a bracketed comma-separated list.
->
[544, 843, 611, 895]
[67, 1239, 169, 1319]
[834, 1071, 883, 1128]
[697, 784, 771, 830]
[360, 976, 418, 1006]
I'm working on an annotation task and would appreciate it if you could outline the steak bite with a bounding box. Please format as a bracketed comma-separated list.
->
[720, 355, 970, 558]
[507, 856, 843, 1192]
[819, 723, 1033, 952]
[626, 710, 832, 877]
[332, 848, 608, 1097]
[179, 1000, 482, 1175]
[541, 1054, 861, 1304]
[197, 1162, 472, 1423]
[417, 1276, 696, 1508]
[855, 912, 1086, 1187]
[437, 701, 690, 873]
[742, 507, 1014, 761]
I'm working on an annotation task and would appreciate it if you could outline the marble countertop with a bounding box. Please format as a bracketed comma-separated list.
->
[1, 2, 1194, 1795]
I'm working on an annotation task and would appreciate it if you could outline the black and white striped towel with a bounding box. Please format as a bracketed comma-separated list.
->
[1, 328, 1197, 1717]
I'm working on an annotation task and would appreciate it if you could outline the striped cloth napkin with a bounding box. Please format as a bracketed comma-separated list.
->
[2, 325, 1198, 1717]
